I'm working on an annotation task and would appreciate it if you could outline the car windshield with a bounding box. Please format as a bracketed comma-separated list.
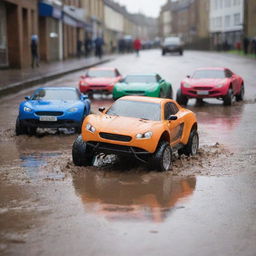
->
[164, 37, 181, 45]
[87, 70, 116, 78]
[106, 100, 161, 121]
[192, 70, 225, 79]
[31, 89, 79, 101]
[124, 75, 157, 83]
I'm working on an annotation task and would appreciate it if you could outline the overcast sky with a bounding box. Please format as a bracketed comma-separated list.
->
[115, 0, 168, 18]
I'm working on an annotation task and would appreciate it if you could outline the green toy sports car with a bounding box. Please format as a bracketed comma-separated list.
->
[112, 73, 173, 100]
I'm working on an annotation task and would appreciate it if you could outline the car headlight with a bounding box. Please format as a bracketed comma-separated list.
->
[183, 83, 191, 88]
[215, 84, 224, 88]
[24, 106, 32, 112]
[136, 131, 153, 139]
[68, 107, 78, 112]
[86, 123, 96, 133]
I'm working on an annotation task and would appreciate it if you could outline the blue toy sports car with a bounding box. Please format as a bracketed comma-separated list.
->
[16, 87, 91, 135]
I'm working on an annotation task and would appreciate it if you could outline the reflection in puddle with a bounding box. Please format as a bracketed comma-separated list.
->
[20, 152, 65, 180]
[72, 171, 196, 223]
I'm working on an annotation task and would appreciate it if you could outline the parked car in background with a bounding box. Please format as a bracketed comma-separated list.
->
[176, 67, 244, 106]
[162, 37, 184, 56]
[72, 96, 198, 171]
[112, 73, 173, 100]
[16, 87, 91, 135]
[79, 67, 122, 98]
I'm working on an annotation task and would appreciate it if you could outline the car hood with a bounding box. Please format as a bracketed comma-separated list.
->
[23, 100, 82, 111]
[85, 77, 117, 85]
[86, 114, 161, 135]
[115, 82, 158, 90]
[185, 78, 227, 86]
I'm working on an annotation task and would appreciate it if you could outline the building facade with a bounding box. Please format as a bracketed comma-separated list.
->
[159, 0, 210, 49]
[209, 0, 244, 50]
[244, 0, 256, 38]
[0, 0, 38, 68]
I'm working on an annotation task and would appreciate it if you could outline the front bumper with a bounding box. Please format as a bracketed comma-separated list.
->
[181, 86, 228, 98]
[21, 119, 81, 128]
[163, 46, 182, 53]
[19, 111, 83, 128]
[87, 141, 150, 155]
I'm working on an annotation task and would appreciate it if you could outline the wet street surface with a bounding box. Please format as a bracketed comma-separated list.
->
[0, 50, 256, 256]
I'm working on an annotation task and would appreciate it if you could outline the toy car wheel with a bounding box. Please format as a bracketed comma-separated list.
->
[179, 50, 183, 56]
[75, 126, 81, 134]
[88, 91, 93, 100]
[159, 90, 165, 98]
[223, 89, 233, 106]
[179, 130, 199, 156]
[176, 89, 188, 105]
[27, 127, 37, 136]
[236, 84, 244, 101]
[15, 117, 27, 135]
[162, 50, 166, 56]
[167, 88, 173, 99]
[72, 135, 94, 166]
[151, 141, 172, 172]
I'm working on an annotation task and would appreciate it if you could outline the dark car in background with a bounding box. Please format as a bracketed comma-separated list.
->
[162, 37, 184, 56]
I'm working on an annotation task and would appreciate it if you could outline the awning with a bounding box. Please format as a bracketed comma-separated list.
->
[38, 1, 62, 19]
[63, 5, 86, 28]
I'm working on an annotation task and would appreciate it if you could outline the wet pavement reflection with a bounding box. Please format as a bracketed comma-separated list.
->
[72, 170, 196, 223]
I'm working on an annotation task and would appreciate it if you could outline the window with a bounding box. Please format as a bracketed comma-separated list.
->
[107, 100, 161, 121]
[225, 0, 231, 7]
[225, 69, 233, 78]
[216, 17, 222, 28]
[234, 13, 240, 25]
[164, 103, 179, 120]
[225, 15, 230, 27]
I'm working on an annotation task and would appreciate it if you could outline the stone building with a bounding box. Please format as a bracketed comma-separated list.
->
[159, 0, 173, 38]
[209, 0, 244, 50]
[244, 0, 256, 38]
[0, 0, 38, 68]
[158, 0, 210, 49]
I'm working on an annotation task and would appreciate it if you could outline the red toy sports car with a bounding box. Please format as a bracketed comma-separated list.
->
[176, 67, 244, 106]
[79, 67, 122, 97]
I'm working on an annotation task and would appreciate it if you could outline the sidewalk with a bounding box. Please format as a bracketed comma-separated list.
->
[0, 56, 113, 97]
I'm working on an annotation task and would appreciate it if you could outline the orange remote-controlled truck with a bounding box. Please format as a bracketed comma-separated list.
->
[72, 96, 198, 171]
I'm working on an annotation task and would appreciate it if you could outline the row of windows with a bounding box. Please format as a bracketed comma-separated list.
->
[212, 0, 241, 9]
[211, 13, 241, 28]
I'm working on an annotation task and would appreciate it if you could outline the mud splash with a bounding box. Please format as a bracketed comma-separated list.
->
[56, 143, 235, 176]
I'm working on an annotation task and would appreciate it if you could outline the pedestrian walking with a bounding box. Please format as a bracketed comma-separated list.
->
[84, 37, 92, 57]
[31, 34, 39, 68]
[133, 38, 142, 57]
[243, 36, 250, 55]
[95, 35, 104, 59]
[77, 39, 82, 58]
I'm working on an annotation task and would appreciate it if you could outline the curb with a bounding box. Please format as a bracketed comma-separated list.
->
[0, 58, 112, 98]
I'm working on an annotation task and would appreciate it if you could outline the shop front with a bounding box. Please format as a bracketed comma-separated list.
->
[0, 2, 8, 67]
[38, 1, 62, 61]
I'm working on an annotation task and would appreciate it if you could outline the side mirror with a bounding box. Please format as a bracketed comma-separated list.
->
[80, 75, 86, 79]
[25, 96, 30, 100]
[168, 115, 178, 121]
[186, 75, 190, 78]
[99, 107, 105, 113]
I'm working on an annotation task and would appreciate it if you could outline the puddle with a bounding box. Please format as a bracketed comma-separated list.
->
[20, 152, 65, 180]
[72, 170, 196, 223]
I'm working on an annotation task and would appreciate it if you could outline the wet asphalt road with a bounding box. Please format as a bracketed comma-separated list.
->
[0, 50, 256, 256]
